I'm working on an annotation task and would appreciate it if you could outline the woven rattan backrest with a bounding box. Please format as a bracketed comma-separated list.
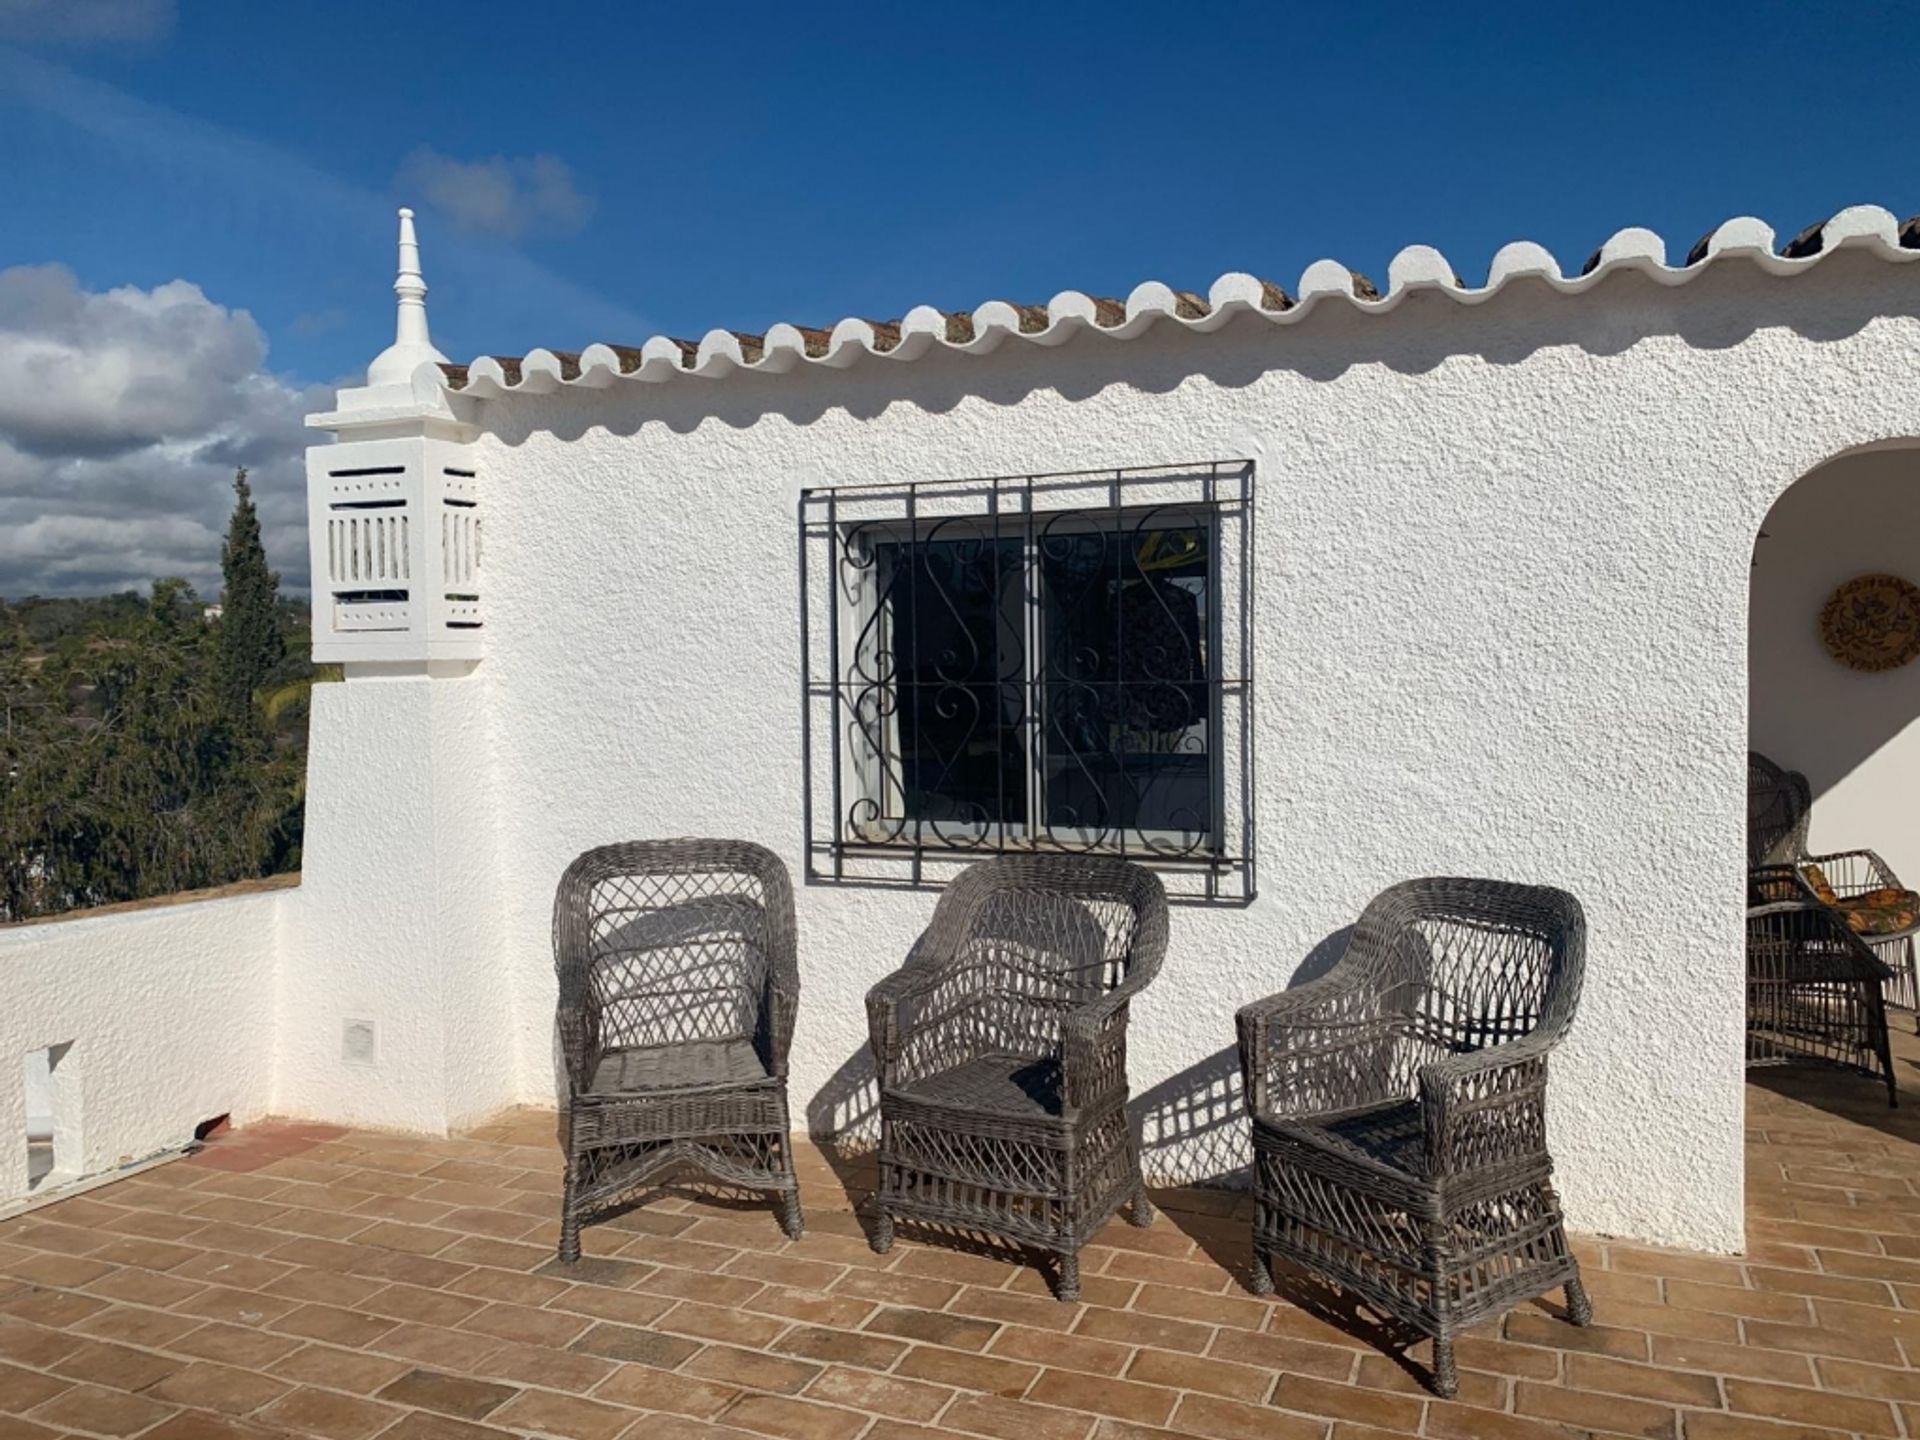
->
[555, 840, 785, 1051]
[1360, 879, 1584, 1058]
[1747, 900, 1890, 983]
[1749, 752, 1812, 869]
[934, 855, 1168, 1058]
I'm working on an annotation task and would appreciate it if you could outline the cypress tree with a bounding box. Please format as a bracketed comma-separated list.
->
[217, 467, 284, 715]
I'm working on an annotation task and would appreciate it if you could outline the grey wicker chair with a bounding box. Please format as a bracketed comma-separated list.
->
[1749, 751, 1812, 870]
[553, 839, 801, 1261]
[1749, 750, 1920, 1017]
[1748, 900, 1896, 1107]
[865, 855, 1168, 1300]
[1237, 878, 1589, 1398]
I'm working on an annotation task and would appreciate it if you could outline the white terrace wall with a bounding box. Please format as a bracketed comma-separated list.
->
[0, 885, 285, 1204]
[441, 250, 1920, 1256]
[1751, 446, 1920, 882]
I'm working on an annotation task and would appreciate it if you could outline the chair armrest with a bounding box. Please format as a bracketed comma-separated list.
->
[1748, 901, 1895, 983]
[1417, 1029, 1559, 1178]
[554, 985, 603, 1099]
[1803, 848, 1906, 897]
[1750, 863, 1813, 905]
[866, 963, 987, 1087]
[1060, 968, 1156, 1110]
[762, 974, 799, 1076]
[1236, 970, 1404, 1120]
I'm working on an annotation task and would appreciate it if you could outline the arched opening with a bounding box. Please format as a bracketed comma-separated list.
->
[1748, 440, 1920, 1095]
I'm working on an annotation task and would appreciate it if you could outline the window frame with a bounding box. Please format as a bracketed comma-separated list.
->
[800, 461, 1255, 904]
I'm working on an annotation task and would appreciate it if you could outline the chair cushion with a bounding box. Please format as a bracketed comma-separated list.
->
[1837, 888, 1920, 937]
[1273, 1099, 1428, 1179]
[893, 1054, 1064, 1119]
[588, 1038, 769, 1096]
[1800, 864, 1841, 906]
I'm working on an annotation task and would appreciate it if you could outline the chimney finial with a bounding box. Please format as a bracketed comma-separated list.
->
[368, 206, 449, 387]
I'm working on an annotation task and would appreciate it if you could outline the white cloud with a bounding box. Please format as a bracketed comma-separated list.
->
[400, 147, 595, 241]
[0, 0, 174, 45]
[0, 265, 321, 598]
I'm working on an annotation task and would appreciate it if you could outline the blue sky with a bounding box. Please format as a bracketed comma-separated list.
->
[0, 0, 1916, 593]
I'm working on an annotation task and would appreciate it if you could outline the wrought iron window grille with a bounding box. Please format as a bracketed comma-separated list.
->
[800, 461, 1255, 904]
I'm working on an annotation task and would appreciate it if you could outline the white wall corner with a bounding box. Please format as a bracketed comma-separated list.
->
[274, 207, 516, 1136]
[306, 208, 484, 669]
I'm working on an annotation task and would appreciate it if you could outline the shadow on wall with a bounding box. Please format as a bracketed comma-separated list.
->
[1128, 926, 1353, 1188]
[807, 925, 1359, 1194]
[1750, 445, 1920, 882]
[484, 248, 1919, 445]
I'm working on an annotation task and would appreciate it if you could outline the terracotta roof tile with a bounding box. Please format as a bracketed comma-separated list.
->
[430, 207, 1920, 397]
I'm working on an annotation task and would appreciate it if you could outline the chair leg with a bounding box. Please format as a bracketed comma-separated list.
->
[777, 1190, 805, 1241]
[1430, 1335, 1458, 1399]
[1565, 1275, 1593, 1327]
[771, 1129, 804, 1239]
[1247, 1242, 1274, 1295]
[869, 1209, 894, 1255]
[1872, 992, 1899, 1109]
[1127, 1184, 1156, 1229]
[1056, 1250, 1080, 1303]
[1908, 936, 1918, 1037]
[557, 1168, 582, 1264]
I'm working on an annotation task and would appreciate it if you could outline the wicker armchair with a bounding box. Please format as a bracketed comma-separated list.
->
[865, 855, 1168, 1300]
[1749, 751, 1812, 870]
[1749, 751, 1920, 1016]
[1237, 878, 1589, 1398]
[1748, 901, 1896, 1106]
[553, 839, 802, 1260]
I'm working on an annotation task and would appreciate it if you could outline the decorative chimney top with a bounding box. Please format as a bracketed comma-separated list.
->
[366, 207, 448, 388]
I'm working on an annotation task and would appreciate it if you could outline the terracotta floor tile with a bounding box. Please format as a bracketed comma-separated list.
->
[376, 1367, 518, 1420]
[487, 1388, 633, 1440]
[173, 1320, 307, 1369]
[269, 1303, 400, 1348]
[938, 1393, 1096, 1440]
[172, 1283, 302, 1327]
[49, 1337, 185, 1391]
[370, 1322, 505, 1371]
[0, 1288, 107, 1329]
[144, 1360, 292, 1415]
[0, 1360, 70, 1412]
[712, 1393, 867, 1440]
[268, 1343, 412, 1394]
[567, 1321, 700, 1369]
[589, 1361, 739, 1418]
[470, 1341, 616, 1393]
[83, 1267, 207, 1310]
[7, 1041, 1920, 1440]
[27, 1382, 175, 1437]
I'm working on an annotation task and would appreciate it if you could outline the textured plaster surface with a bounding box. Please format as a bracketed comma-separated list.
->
[435, 252, 1920, 1254]
[277, 675, 515, 1133]
[1751, 447, 1920, 882]
[0, 888, 282, 1201]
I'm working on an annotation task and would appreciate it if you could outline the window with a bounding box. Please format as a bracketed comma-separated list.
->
[801, 462, 1254, 902]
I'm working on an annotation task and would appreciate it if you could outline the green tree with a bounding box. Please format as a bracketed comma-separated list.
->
[0, 579, 308, 921]
[217, 467, 285, 716]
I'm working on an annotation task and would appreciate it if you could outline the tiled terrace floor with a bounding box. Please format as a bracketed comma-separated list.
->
[6, 1037, 1920, 1440]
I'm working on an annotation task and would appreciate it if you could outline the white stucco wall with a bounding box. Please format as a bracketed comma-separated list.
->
[0, 886, 284, 1203]
[422, 250, 1920, 1255]
[1751, 446, 1920, 881]
[276, 673, 516, 1133]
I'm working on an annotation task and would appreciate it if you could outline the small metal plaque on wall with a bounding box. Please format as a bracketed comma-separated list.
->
[1821, 573, 1920, 672]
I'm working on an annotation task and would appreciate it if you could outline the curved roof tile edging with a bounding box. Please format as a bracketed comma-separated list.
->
[442, 205, 1920, 399]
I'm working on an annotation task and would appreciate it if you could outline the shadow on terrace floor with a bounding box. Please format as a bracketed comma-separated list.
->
[0, 1028, 1914, 1440]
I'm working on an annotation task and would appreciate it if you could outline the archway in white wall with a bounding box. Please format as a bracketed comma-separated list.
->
[1749, 438, 1920, 1015]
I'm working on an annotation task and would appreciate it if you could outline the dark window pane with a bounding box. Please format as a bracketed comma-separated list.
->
[1038, 521, 1211, 848]
[879, 533, 1026, 833]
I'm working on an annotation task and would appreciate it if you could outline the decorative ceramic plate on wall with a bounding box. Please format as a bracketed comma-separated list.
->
[1821, 573, 1920, 672]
